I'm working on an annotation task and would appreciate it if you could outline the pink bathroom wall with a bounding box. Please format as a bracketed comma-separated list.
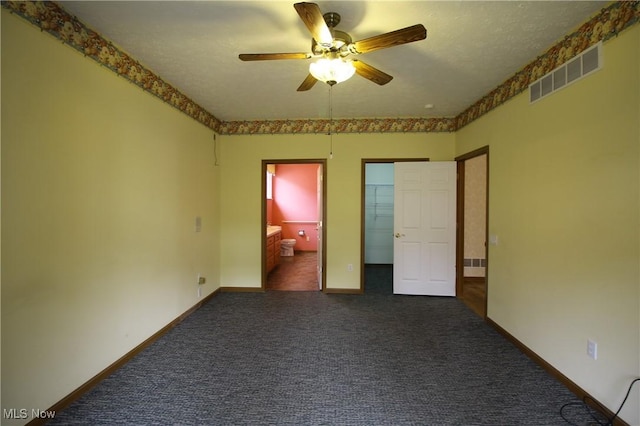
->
[272, 164, 319, 251]
[266, 199, 273, 225]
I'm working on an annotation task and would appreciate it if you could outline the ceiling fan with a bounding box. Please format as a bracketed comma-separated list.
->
[238, 2, 427, 91]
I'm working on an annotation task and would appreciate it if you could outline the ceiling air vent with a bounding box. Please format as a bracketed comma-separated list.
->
[529, 42, 602, 104]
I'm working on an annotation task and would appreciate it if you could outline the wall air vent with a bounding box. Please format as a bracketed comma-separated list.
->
[529, 42, 602, 104]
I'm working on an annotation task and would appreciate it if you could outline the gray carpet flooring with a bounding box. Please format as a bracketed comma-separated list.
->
[48, 270, 585, 425]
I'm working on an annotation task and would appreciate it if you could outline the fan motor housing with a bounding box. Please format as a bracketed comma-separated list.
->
[310, 11, 352, 55]
[311, 29, 352, 55]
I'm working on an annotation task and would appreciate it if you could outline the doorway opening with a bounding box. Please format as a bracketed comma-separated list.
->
[360, 158, 428, 294]
[262, 160, 326, 292]
[456, 147, 489, 318]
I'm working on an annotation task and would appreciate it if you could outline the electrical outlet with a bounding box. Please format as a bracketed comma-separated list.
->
[347, 263, 353, 272]
[197, 286, 202, 298]
[587, 339, 598, 360]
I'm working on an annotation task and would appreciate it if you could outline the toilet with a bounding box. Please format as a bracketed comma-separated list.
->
[280, 239, 297, 257]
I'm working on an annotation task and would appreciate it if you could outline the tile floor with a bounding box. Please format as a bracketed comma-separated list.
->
[266, 251, 320, 291]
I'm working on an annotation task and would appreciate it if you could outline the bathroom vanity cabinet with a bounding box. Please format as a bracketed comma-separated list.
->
[266, 227, 281, 274]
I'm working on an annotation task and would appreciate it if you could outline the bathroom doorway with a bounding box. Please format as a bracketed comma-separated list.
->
[262, 160, 326, 291]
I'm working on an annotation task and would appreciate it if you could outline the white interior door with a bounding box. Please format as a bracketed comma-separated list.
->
[316, 164, 323, 290]
[393, 161, 456, 296]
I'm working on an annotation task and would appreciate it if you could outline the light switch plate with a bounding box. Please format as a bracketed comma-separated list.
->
[587, 339, 598, 360]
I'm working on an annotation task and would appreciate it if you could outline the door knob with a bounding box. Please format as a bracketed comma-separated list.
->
[395, 232, 405, 238]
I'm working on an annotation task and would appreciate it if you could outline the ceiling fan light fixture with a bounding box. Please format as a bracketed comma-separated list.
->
[240, 3, 427, 91]
[309, 58, 356, 86]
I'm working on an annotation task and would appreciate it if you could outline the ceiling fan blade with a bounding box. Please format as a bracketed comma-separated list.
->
[239, 53, 312, 61]
[352, 24, 427, 54]
[297, 74, 318, 91]
[294, 2, 333, 47]
[352, 60, 393, 86]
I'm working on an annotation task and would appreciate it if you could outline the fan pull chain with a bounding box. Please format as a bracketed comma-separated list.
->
[329, 84, 333, 159]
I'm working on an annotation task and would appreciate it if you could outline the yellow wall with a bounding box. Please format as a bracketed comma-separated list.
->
[218, 132, 455, 290]
[1, 10, 220, 423]
[3, 4, 639, 426]
[456, 26, 640, 425]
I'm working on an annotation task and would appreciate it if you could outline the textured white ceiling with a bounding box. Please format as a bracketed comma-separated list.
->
[59, 1, 608, 122]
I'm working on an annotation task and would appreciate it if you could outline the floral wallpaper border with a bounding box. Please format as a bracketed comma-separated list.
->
[2, 0, 222, 132]
[218, 117, 457, 135]
[454, 0, 640, 130]
[3, 1, 639, 135]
